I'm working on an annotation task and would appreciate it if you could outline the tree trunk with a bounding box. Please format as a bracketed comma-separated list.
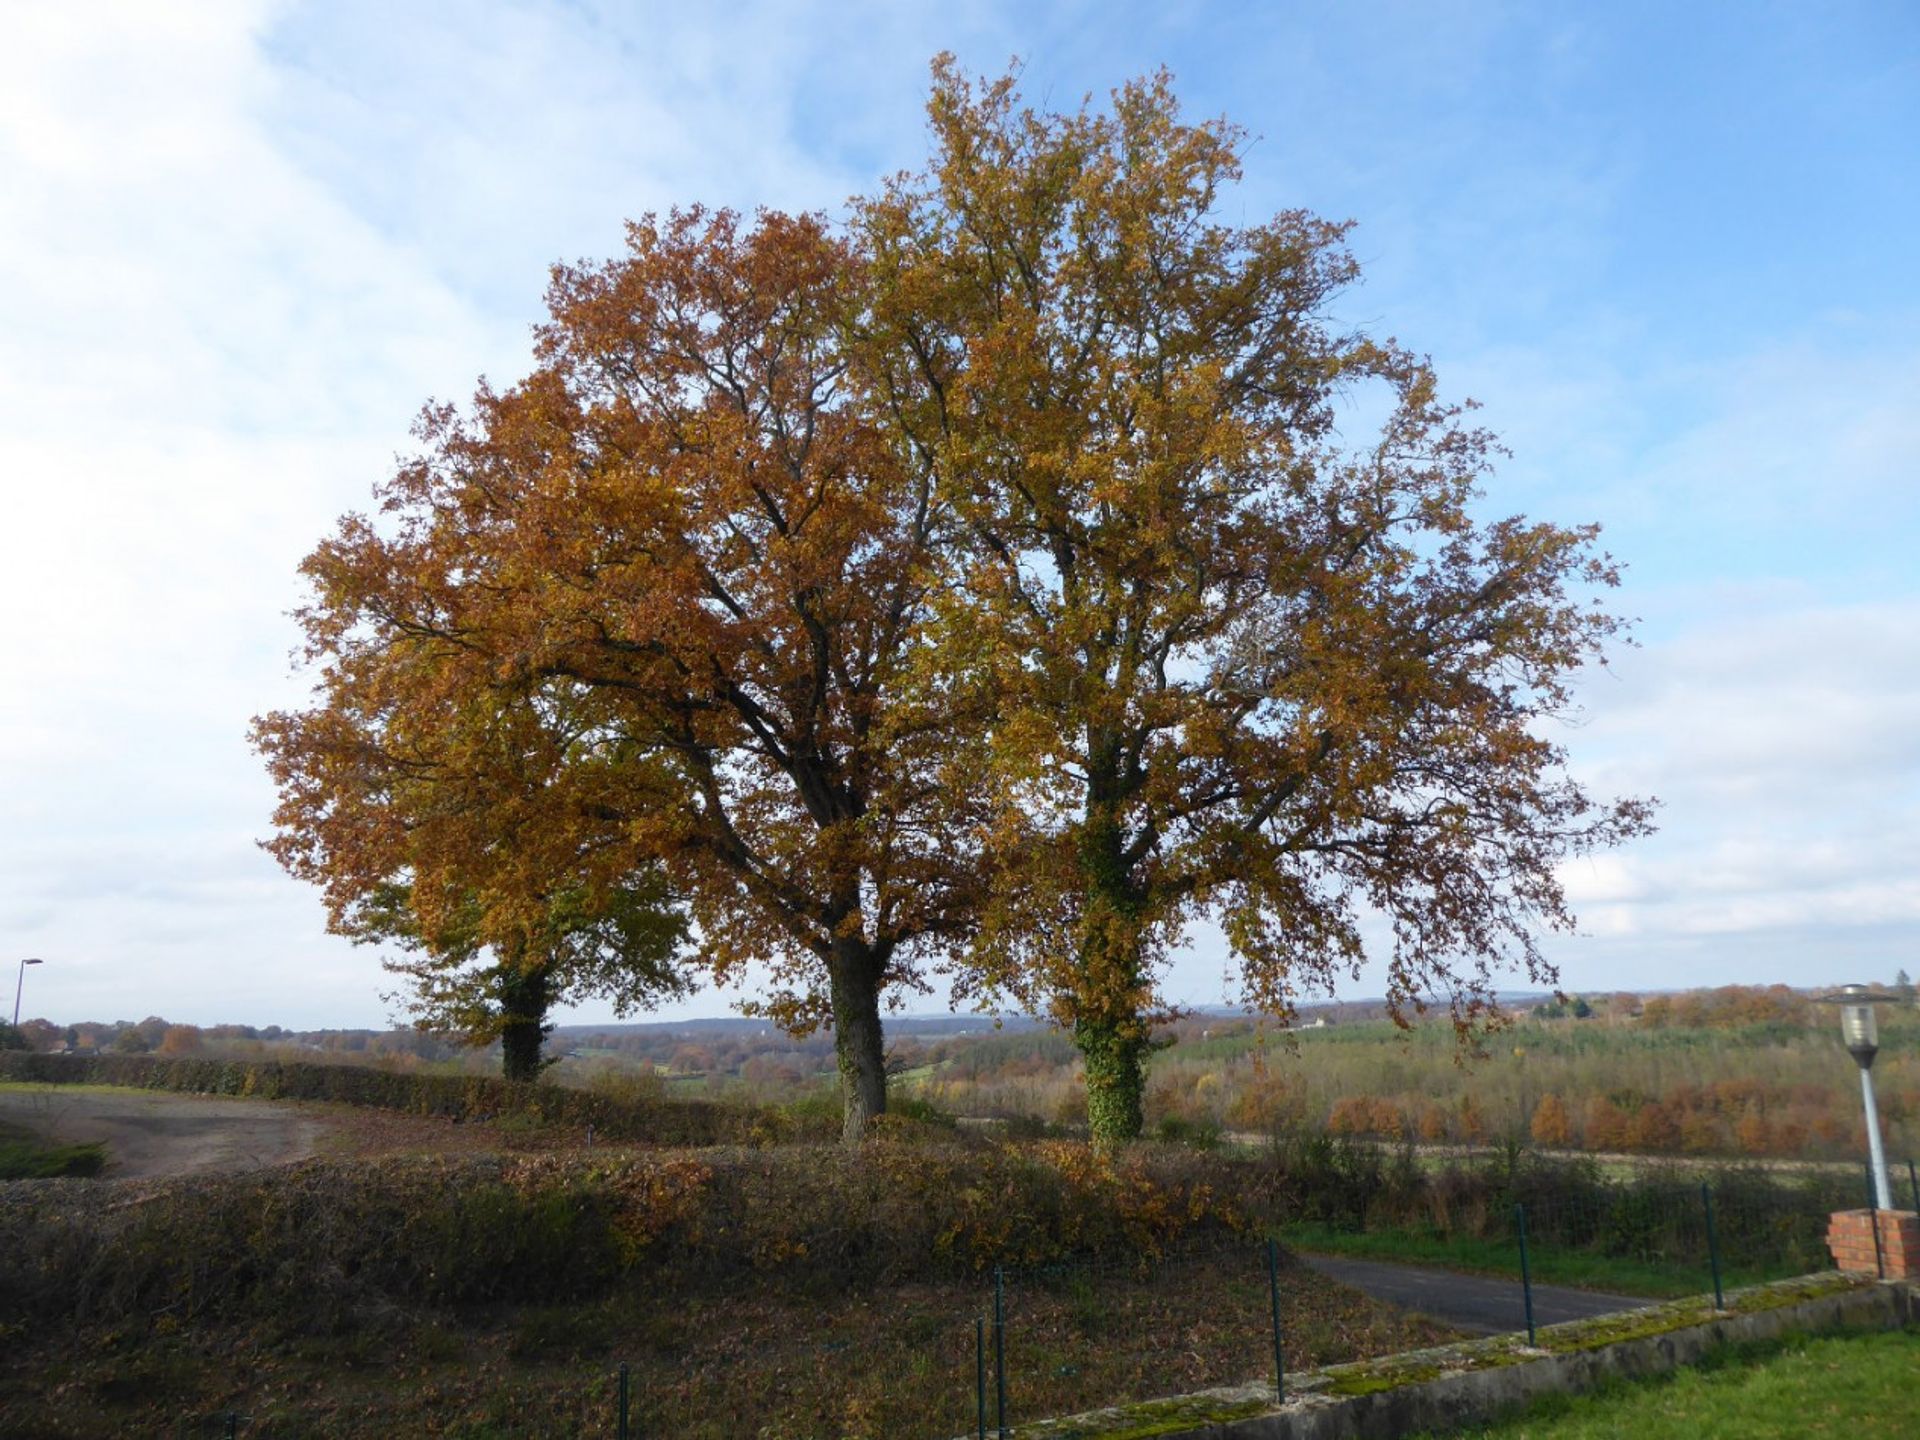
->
[1073, 784, 1150, 1146]
[829, 937, 889, 1143]
[1077, 1015, 1147, 1146]
[498, 962, 551, 1084]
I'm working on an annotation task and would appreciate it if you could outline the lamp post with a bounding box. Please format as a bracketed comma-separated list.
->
[12, 957, 43, 1028]
[1822, 984, 1898, 1212]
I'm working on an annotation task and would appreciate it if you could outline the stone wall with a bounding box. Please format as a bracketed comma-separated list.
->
[1015, 1271, 1912, 1440]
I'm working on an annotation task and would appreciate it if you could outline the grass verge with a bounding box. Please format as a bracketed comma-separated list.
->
[1413, 1328, 1920, 1438]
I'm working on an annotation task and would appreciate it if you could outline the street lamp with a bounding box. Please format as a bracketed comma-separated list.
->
[12, 957, 43, 1028]
[1821, 984, 1898, 1212]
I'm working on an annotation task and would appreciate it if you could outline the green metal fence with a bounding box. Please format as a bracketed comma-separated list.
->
[165, 1159, 1894, 1438]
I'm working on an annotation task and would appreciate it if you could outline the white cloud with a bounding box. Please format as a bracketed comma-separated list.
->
[0, 4, 503, 1026]
[1537, 598, 1920, 988]
[0, 0, 980, 1028]
[1453, 318, 1920, 609]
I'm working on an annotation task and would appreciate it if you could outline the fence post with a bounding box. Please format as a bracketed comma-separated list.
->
[1701, 1183, 1724, 1311]
[1515, 1204, 1536, 1346]
[617, 1361, 630, 1440]
[994, 1265, 1008, 1440]
[975, 1316, 987, 1440]
[1908, 1158, 1918, 1213]
[1265, 1236, 1285, 1403]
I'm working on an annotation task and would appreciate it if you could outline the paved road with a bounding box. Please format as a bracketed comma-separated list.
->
[1299, 1253, 1659, 1336]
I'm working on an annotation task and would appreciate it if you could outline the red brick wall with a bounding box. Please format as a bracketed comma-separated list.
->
[1827, 1208, 1920, 1278]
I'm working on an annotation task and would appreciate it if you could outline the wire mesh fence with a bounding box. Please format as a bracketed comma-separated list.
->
[139, 1155, 1910, 1438]
[1275, 1149, 1876, 1294]
[599, 1163, 1872, 1439]
[1509, 1164, 1868, 1287]
[978, 1237, 1287, 1436]
[607, 1236, 1296, 1440]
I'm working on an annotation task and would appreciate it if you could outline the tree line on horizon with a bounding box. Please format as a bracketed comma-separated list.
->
[249, 58, 1649, 1144]
[0, 1015, 466, 1062]
[8, 982, 1912, 1164]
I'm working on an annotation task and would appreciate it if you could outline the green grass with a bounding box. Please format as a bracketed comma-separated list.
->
[1279, 1221, 1793, 1299]
[0, 1120, 106, 1178]
[1415, 1329, 1920, 1438]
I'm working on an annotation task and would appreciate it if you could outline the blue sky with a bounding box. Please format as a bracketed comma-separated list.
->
[1, 1, 1916, 1028]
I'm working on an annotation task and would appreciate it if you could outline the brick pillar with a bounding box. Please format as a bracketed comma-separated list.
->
[1827, 1208, 1920, 1279]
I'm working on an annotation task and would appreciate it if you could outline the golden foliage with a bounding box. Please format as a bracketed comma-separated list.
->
[256, 56, 1653, 1139]
[853, 59, 1654, 1137]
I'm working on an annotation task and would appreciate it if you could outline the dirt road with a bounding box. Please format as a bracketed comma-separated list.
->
[0, 1086, 326, 1179]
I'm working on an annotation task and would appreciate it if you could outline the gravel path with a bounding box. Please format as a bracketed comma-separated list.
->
[0, 1086, 326, 1179]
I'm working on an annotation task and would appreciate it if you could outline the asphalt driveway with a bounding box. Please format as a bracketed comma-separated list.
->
[1299, 1252, 1659, 1336]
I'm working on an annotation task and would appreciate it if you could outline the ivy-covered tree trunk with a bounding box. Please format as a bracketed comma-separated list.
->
[497, 960, 552, 1084]
[1073, 786, 1151, 1146]
[1076, 1014, 1148, 1146]
[829, 935, 890, 1143]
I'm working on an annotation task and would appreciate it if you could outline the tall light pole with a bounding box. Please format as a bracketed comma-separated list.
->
[1823, 984, 1897, 1212]
[11, 957, 43, 1028]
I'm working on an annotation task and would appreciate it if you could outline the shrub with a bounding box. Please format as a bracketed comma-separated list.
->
[1152, 1114, 1222, 1148]
[0, 1052, 771, 1146]
[1530, 1093, 1573, 1146]
[0, 1140, 1266, 1330]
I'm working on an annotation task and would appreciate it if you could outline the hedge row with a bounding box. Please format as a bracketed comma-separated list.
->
[0, 1051, 785, 1147]
[0, 1142, 1261, 1328]
[1262, 1128, 1853, 1276]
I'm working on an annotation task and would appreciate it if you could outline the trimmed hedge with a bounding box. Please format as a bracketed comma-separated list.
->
[0, 1051, 777, 1147]
[0, 1142, 1258, 1327]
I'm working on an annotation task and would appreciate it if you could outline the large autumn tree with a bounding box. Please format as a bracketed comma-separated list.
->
[261, 62, 1649, 1142]
[253, 577, 691, 1081]
[856, 61, 1654, 1143]
[260, 209, 991, 1135]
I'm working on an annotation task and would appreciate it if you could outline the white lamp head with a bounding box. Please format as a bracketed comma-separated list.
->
[1824, 983, 1898, 1069]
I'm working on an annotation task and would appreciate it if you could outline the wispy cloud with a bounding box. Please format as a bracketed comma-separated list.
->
[2, 2, 1915, 1026]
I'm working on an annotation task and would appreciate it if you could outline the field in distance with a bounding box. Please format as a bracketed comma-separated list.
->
[17, 982, 1916, 1168]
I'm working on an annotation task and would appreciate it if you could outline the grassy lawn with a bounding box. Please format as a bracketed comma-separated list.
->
[1418, 1329, 1920, 1438]
[1279, 1221, 1798, 1299]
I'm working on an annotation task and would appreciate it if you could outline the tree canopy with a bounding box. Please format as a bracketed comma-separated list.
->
[253, 607, 690, 1080]
[258, 206, 993, 1125]
[853, 61, 1653, 1141]
[258, 59, 1650, 1141]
